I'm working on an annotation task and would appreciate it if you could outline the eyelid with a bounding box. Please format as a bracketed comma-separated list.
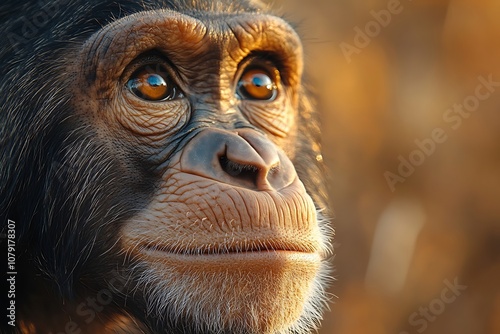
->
[121, 52, 181, 88]
[236, 55, 281, 79]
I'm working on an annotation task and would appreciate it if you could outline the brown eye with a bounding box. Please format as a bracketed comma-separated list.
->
[237, 69, 278, 101]
[127, 65, 182, 101]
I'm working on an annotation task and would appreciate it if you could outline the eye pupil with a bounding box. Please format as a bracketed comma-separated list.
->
[238, 69, 277, 101]
[127, 66, 181, 101]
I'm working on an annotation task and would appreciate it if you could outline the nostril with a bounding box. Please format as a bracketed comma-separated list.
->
[180, 129, 295, 191]
[219, 155, 260, 185]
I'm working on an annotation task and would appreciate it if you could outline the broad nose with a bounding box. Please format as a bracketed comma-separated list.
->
[180, 129, 297, 191]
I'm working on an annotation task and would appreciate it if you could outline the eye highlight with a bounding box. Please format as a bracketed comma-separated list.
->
[127, 65, 182, 101]
[237, 68, 278, 101]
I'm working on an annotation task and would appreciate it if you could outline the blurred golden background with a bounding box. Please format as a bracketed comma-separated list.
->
[266, 0, 500, 333]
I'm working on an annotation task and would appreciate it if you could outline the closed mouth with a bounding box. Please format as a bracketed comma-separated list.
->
[141, 239, 319, 256]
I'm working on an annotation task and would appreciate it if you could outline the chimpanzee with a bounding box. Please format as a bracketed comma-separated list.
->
[0, 0, 332, 333]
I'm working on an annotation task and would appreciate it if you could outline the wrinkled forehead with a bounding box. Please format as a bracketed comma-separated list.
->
[79, 9, 303, 87]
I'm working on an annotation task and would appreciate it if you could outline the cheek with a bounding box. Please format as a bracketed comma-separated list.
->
[111, 98, 190, 140]
[241, 98, 295, 138]
[240, 94, 299, 157]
